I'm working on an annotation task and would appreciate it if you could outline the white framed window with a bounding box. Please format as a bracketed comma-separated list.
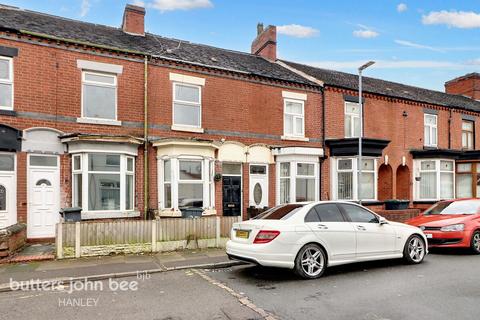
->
[424, 114, 437, 147]
[71, 153, 135, 213]
[0, 56, 13, 110]
[277, 161, 318, 204]
[81, 71, 117, 121]
[345, 102, 360, 138]
[462, 120, 474, 150]
[415, 159, 454, 201]
[284, 99, 304, 137]
[173, 83, 202, 128]
[159, 157, 214, 211]
[331, 157, 377, 201]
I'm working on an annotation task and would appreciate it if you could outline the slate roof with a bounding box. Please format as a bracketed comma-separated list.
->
[283, 60, 480, 113]
[0, 5, 316, 86]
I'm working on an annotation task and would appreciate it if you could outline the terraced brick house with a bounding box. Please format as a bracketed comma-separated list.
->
[0, 4, 324, 240]
[281, 61, 480, 211]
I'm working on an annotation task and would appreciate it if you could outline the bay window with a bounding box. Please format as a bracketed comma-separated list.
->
[0, 56, 13, 110]
[415, 159, 454, 201]
[72, 153, 135, 213]
[160, 157, 214, 211]
[456, 162, 480, 198]
[277, 161, 318, 204]
[345, 102, 360, 138]
[424, 114, 437, 147]
[332, 157, 377, 201]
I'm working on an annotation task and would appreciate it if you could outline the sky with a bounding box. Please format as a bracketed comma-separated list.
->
[3, 0, 480, 91]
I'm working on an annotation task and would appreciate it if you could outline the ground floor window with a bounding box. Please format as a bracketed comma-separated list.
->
[456, 162, 480, 198]
[72, 153, 135, 212]
[277, 161, 318, 204]
[332, 157, 377, 201]
[414, 159, 454, 201]
[159, 157, 214, 211]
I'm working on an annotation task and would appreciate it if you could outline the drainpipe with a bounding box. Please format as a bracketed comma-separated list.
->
[320, 86, 326, 200]
[448, 109, 452, 149]
[143, 55, 149, 219]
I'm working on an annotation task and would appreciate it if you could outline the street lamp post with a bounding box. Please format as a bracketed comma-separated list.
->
[357, 61, 375, 205]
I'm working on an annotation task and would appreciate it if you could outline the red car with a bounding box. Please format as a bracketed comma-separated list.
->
[407, 199, 480, 253]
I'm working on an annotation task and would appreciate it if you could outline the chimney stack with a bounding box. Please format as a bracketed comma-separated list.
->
[251, 22, 277, 61]
[445, 73, 480, 100]
[122, 4, 145, 36]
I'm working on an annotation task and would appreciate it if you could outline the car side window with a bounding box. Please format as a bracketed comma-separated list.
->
[314, 204, 345, 222]
[339, 204, 379, 223]
[304, 208, 321, 222]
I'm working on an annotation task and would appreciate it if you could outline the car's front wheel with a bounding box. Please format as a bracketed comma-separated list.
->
[294, 244, 327, 279]
[403, 234, 426, 264]
[470, 231, 480, 254]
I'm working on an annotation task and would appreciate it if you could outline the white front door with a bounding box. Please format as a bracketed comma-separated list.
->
[0, 153, 16, 229]
[249, 164, 269, 208]
[27, 155, 60, 238]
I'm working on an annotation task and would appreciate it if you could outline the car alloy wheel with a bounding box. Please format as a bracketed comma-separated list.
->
[406, 235, 425, 263]
[295, 244, 326, 279]
[471, 232, 480, 254]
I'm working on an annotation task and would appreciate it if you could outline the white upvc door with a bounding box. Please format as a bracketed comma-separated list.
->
[27, 155, 60, 238]
[0, 169, 16, 228]
[249, 164, 269, 208]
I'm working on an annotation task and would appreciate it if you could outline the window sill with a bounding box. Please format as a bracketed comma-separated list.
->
[77, 118, 122, 126]
[0, 109, 16, 116]
[281, 135, 309, 142]
[81, 210, 140, 220]
[171, 125, 204, 133]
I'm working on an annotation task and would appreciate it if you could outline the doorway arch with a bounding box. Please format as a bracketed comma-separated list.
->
[396, 165, 410, 200]
[378, 164, 393, 201]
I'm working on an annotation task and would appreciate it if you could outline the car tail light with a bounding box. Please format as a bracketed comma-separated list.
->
[253, 230, 280, 244]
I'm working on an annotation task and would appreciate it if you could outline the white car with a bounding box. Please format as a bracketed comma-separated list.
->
[226, 201, 427, 279]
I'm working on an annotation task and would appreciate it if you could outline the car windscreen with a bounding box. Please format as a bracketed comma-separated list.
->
[253, 204, 305, 220]
[424, 200, 480, 215]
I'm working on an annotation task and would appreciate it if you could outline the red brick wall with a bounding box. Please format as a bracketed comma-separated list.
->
[0, 33, 323, 222]
[323, 86, 480, 202]
[445, 74, 480, 100]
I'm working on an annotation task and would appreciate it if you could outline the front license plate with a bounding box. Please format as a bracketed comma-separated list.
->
[425, 233, 433, 239]
[236, 230, 249, 239]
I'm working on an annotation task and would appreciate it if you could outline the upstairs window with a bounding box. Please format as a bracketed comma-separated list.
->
[345, 102, 360, 138]
[462, 120, 474, 150]
[82, 71, 117, 120]
[424, 114, 437, 147]
[284, 99, 304, 137]
[173, 83, 201, 128]
[0, 57, 13, 110]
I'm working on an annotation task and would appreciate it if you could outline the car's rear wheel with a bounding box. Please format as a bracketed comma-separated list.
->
[403, 234, 426, 264]
[294, 244, 327, 279]
[470, 231, 480, 254]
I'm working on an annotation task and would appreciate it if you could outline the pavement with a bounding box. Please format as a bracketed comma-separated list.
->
[0, 248, 239, 286]
[0, 250, 478, 320]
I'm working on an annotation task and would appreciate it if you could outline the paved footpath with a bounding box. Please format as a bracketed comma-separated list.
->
[0, 248, 237, 285]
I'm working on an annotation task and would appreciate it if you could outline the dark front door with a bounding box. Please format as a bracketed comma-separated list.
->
[222, 176, 241, 216]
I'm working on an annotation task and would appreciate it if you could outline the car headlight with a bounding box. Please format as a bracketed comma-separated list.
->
[440, 224, 465, 232]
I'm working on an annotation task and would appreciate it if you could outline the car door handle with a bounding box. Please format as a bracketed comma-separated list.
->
[356, 225, 366, 231]
[317, 224, 328, 230]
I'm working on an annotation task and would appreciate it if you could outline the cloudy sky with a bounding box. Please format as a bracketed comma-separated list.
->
[4, 0, 480, 91]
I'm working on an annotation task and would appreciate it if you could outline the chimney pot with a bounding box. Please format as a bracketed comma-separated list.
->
[122, 4, 145, 36]
[257, 23, 264, 36]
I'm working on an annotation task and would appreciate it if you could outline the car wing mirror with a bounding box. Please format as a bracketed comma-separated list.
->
[379, 217, 388, 225]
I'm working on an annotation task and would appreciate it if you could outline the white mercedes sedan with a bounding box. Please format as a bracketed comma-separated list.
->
[226, 201, 427, 279]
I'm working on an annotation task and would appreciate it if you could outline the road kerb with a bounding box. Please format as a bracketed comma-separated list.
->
[0, 260, 246, 293]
